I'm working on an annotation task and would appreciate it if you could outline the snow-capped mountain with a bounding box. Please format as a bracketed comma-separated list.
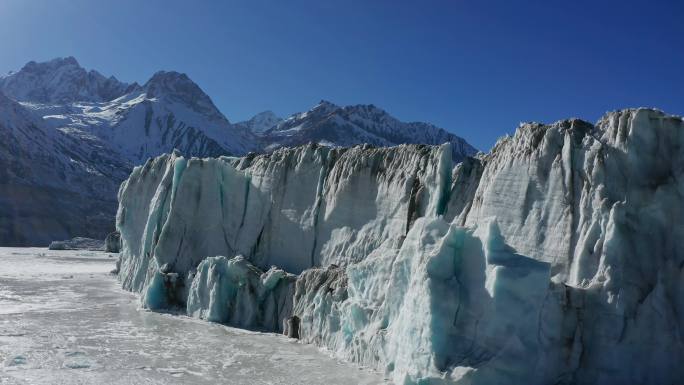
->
[0, 57, 476, 245]
[259, 100, 478, 160]
[0, 57, 139, 104]
[0, 58, 259, 245]
[235, 110, 283, 134]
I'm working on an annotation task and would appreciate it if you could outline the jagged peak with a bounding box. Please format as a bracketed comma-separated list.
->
[0, 57, 133, 103]
[252, 110, 279, 119]
[251, 110, 281, 123]
[312, 100, 340, 112]
[236, 110, 284, 134]
[144, 71, 205, 98]
[344, 103, 386, 114]
[21, 56, 81, 72]
[145, 70, 191, 85]
[143, 70, 227, 121]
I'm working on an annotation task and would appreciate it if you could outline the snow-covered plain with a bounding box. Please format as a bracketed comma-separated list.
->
[0, 248, 385, 384]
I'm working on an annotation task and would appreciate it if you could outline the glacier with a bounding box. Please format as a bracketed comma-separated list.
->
[116, 108, 684, 384]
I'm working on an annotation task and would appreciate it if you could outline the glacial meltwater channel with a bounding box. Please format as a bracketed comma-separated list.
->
[0, 248, 385, 384]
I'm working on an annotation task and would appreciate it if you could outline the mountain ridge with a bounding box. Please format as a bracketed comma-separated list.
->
[258, 100, 478, 160]
[0, 56, 478, 245]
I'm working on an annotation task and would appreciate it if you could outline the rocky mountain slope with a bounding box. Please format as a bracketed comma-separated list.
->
[248, 100, 477, 161]
[0, 91, 122, 245]
[116, 108, 684, 384]
[0, 57, 476, 246]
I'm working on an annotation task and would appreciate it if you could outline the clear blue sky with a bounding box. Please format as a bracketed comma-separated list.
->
[1, 0, 682, 150]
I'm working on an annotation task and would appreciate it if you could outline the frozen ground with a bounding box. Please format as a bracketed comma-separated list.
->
[0, 248, 385, 385]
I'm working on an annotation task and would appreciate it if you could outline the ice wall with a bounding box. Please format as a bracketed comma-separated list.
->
[117, 143, 451, 292]
[117, 108, 684, 384]
[293, 217, 552, 383]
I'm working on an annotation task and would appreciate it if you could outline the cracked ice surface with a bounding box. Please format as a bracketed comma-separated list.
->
[0, 248, 385, 384]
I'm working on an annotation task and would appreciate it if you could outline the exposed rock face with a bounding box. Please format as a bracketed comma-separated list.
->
[0, 90, 122, 245]
[105, 231, 121, 253]
[115, 107, 684, 384]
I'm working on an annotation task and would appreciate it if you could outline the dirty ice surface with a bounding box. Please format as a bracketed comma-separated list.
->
[0, 248, 385, 384]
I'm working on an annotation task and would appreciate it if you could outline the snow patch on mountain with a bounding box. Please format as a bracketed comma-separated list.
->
[236, 110, 283, 134]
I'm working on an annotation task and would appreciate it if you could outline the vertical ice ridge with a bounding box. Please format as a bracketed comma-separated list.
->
[435, 143, 453, 216]
[309, 148, 333, 267]
[238, 174, 251, 229]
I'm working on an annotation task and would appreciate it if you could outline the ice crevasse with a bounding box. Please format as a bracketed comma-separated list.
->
[116, 108, 684, 384]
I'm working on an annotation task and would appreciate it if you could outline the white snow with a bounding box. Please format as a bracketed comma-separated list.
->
[235, 110, 283, 134]
[0, 248, 385, 384]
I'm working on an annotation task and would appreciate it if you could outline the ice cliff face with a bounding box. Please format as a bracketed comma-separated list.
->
[116, 107, 684, 385]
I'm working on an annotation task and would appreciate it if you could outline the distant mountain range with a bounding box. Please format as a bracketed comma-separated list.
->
[0, 57, 477, 245]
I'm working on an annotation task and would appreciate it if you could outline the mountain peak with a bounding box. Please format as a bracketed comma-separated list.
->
[264, 101, 478, 159]
[0, 57, 132, 103]
[21, 56, 81, 72]
[144, 71, 198, 98]
[146, 70, 190, 84]
[53, 56, 80, 67]
[143, 71, 227, 122]
[237, 110, 283, 134]
[62, 56, 80, 66]
[313, 100, 340, 112]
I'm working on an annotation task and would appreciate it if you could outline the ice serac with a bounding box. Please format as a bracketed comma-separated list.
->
[185, 256, 295, 331]
[117, 108, 684, 384]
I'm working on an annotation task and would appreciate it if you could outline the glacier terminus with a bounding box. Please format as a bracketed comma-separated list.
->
[115, 108, 684, 384]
